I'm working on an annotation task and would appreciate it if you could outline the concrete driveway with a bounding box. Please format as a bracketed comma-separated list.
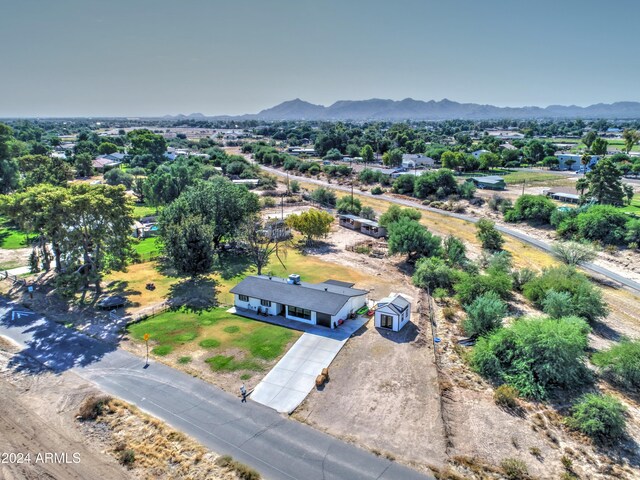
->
[247, 315, 368, 413]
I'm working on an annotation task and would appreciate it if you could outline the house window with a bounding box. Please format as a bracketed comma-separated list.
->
[261, 299, 272, 307]
[288, 305, 312, 320]
[238, 295, 249, 302]
[380, 314, 394, 329]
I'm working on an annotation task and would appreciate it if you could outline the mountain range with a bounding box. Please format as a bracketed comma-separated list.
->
[165, 98, 640, 121]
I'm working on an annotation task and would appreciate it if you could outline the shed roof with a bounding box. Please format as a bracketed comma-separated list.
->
[468, 176, 505, 184]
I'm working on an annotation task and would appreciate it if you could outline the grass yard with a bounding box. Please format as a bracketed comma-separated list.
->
[620, 193, 640, 216]
[501, 171, 565, 185]
[133, 237, 161, 257]
[132, 203, 158, 219]
[128, 307, 299, 372]
[0, 217, 30, 249]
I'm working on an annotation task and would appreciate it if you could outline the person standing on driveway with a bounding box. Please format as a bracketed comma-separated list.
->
[240, 383, 247, 402]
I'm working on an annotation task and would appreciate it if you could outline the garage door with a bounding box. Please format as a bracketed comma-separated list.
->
[316, 312, 331, 327]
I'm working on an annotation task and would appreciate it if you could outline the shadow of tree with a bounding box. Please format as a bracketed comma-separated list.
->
[213, 252, 253, 280]
[0, 305, 117, 375]
[166, 277, 220, 312]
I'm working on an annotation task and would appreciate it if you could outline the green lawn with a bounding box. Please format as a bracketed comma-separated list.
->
[133, 237, 161, 257]
[620, 194, 640, 215]
[132, 204, 158, 219]
[0, 218, 30, 249]
[128, 307, 298, 372]
[502, 171, 565, 185]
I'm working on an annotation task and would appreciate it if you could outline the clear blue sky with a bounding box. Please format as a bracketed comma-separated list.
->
[1, 0, 638, 117]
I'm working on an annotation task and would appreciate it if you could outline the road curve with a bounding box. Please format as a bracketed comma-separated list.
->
[260, 166, 640, 294]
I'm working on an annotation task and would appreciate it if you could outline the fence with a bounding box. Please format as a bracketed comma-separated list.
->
[1, 270, 28, 287]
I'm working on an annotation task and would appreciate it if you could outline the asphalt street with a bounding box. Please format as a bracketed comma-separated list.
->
[261, 165, 640, 294]
[0, 298, 433, 480]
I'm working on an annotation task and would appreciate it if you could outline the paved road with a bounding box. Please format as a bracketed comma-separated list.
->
[260, 165, 640, 294]
[0, 299, 432, 480]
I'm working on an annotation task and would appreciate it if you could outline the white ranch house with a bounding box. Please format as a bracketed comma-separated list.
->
[231, 275, 368, 329]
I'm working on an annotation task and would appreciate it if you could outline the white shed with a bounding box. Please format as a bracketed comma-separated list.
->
[374, 294, 411, 332]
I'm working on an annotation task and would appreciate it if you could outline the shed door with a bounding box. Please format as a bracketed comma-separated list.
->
[316, 312, 331, 327]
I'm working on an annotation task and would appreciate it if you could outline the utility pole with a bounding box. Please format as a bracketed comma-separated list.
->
[522, 179, 526, 195]
[281, 193, 284, 221]
[350, 158, 354, 208]
[143, 333, 150, 366]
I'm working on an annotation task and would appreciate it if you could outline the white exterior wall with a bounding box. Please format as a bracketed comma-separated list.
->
[375, 304, 411, 332]
[234, 294, 281, 316]
[330, 294, 367, 325]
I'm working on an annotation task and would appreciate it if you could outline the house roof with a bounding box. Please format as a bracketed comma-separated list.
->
[230, 275, 368, 316]
[377, 294, 410, 315]
[468, 176, 505, 184]
[92, 157, 121, 168]
[322, 279, 355, 288]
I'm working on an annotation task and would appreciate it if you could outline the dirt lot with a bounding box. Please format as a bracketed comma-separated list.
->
[0, 337, 242, 480]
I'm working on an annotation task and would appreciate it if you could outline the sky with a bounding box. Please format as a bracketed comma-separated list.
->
[1, 0, 639, 117]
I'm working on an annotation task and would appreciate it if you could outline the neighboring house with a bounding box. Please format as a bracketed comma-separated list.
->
[466, 176, 506, 190]
[555, 153, 600, 171]
[499, 143, 517, 151]
[288, 147, 317, 156]
[231, 275, 368, 329]
[401, 154, 435, 169]
[338, 214, 387, 238]
[92, 156, 122, 172]
[374, 294, 411, 332]
[543, 187, 581, 204]
[471, 149, 491, 159]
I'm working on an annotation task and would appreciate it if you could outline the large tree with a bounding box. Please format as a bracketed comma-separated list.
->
[241, 216, 289, 275]
[0, 123, 19, 194]
[162, 214, 216, 277]
[590, 137, 608, 156]
[622, 128, 640, 154]
[285, 209, 334, 245]
[586, 158, 624, 205]
[18, 154, 72, 187]
[387, 218, 441, 261]
[159, 178, 260, 250]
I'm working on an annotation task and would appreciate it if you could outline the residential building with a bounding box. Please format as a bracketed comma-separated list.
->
[543, 187, 580, 204]
[374, 294, 411, 332]
[92, 155, 122, 172]
[471, 149, 491, 159]
[231, 275, 368, 329]
[555, 153, 600, 171]
[338, 214, 387, 238]
[401, 154, 435, 169]
[465, 175, 506, 190]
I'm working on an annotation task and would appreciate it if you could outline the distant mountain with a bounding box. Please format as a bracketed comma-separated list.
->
[226, 98, 640, 121]
[161, 99, 640, 121]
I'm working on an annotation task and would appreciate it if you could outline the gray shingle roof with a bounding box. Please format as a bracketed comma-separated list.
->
[230, 275, 367, 316]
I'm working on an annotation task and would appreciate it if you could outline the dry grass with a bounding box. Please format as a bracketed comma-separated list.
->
[83, 396, 253, 479]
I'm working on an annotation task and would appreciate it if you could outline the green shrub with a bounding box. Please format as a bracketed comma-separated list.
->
[567, 394, 626, 442]
[471, 317, 590, 399]
[463, 292, 507, 337]
[178, 356, 192, 364]
[120, 449, 135, 467]
[511, 268, 537, 292]
[552, 240, 597, 265]
[412, 256, 458, 291]
[500, 458, 528, 479]
[223, 325, 241, 334]
[371, 186, 384, 195]
[592, 340, 640, 388]
[454, 270, 513, 305]
[541, 290, 574, 319]
[336, 196, 362, 215]
[310, 187, 336, 207]
[488, 194, 512, 213]
[522, 266, 608, 323]
[476, 218, 504, 251]
[573, 205, 629, 245]
[494, 384, 519, 408]
[504, 194, 556, 224]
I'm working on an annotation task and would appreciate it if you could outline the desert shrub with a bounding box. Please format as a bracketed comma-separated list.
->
[471, 316, 591, 399]
[283, 157, 300, 171]
[488, 194, 512, 213]
[550, 207, 577, 229]
[120, 449, 135, 467]
[476, 218, 504, 251]
[567, 394, 626, 442]
[504, 194, 556, 224]
[542, 290, 575, 319]
[454, 270, 513, 305]
[463, 291, 507, 337]
[483, 250, 512, 273]
[511, 268, 537, 292]
[500, 458, 528, 480]
[378, 205, 421, 227]
[78, 395, 112, 420]
[413, 256, 459, 291]
[442, 306, 457, 321]
[336, 196, 362, 215]
[289, 180, 300, 193]
[494, 384, 519, 408]
[387, 218, 442, 261]
[310, 187, 336, 207]
[359, 168, 382, 184]
[522, 266, 608, 323]
[392, 174, 415, 195]
[552, 240, 597, 265]
[371, 185, 384, 195]
[261, 196, 276, 208]
[625, 218, 640, 245]
[215, 455, 261, 480]
[592, 340, 640, 388]
[178, 356, 192, 364]
[442, 234, 467, 267]
[432, 287, 448, 303]
[458, 180, 476, 199]
[568, 206, 629, 245]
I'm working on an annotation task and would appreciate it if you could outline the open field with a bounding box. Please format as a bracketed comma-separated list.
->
[620, 193, 640, 215]
[132, 203, 158, 219]
[501, 171, 568, 185]
[132, 236, 161, 257]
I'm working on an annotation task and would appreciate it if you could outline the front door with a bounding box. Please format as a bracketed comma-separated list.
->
[380, 314, 394, 329]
